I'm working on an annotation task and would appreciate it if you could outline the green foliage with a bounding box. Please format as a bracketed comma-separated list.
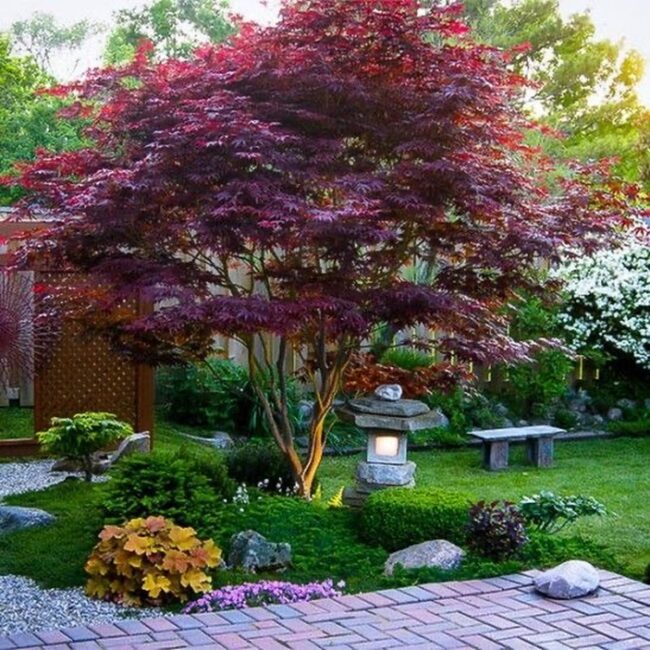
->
[463, 0, 650, 188]
[490, 297, 573, 418]
[86, 516, 220, 606]
[379, 347, 435, 371]
[518, 490, 609, 534]
[102, 447, 235, 532]
[225, 442, 301, 494]
[552, 408, 579, 430]
[37, 412, 132, 481]
[10, 12, 102, 77]
[608, 417, 650, 438]
[409, 426, 467, 448]
[104, 0, 234, 64]
[0, 36, 86, 205]
[157, 359, 248, 430]
[157, 359, 303, 438]
[424, 389, 469, 435]
[360, 488, 471, 551]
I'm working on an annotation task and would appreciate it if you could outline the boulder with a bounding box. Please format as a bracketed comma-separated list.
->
[181, 431, 232, 450]
[374, 384, 403, 401]
[607, 407, 623, 422]
[384, 540, 465, 576]
[534, 560, 600, 599]
[0, 506, 56, 535]
[228, 530, 292, 572]
[111, 432, 151, 463]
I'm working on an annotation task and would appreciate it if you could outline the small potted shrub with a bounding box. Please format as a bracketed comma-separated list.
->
[38, 411, 133, 481]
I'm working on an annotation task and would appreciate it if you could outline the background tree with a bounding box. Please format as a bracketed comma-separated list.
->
[10, 12, 103, 78]
[8, 0, 642, 497]
[460, 0, 650, 188]
[104, 0, 233, 64]
[0, 36, 86, 205]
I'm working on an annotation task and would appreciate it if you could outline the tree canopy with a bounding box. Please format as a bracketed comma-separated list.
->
[104, 0, 234, 64]
[6, 0, 645, 496]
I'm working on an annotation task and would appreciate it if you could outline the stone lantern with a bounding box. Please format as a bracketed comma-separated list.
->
[337, 385, 444, 506]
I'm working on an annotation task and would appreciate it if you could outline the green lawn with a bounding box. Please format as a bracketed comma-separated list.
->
[0, 407, 33, 439]
[320, 437, 650, 579]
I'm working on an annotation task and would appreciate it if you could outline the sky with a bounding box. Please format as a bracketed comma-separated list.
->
[0, 0, 648, 104]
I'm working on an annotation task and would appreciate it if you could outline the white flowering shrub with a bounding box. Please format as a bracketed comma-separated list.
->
[558, 243, 650, 368]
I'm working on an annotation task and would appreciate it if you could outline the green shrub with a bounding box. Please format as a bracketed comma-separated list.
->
[552, 408, 579, 430]
[379, 347, 435, 371]
[518, 490, 608, 534]
[157, 359, 248, 430]
[226, 442, 301, 494]
[102, 448, 235, 533]
[360, 488, 472, 551]
[37, 412, 132, 482]
[468, 500, 528, 561]
[608, 417, 650, 438]
[424, 389, 469, 435]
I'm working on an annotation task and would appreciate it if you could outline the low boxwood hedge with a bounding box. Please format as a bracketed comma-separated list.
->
[360, 487, 473, 551]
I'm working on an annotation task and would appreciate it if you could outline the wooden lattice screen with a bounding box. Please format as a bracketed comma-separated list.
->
[33, 272, 154, 436]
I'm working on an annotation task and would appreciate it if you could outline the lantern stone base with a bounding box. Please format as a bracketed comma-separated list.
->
[343, 461, 416, 507]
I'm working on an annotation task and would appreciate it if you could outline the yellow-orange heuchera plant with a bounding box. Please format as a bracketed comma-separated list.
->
[85, 516, 221, 607]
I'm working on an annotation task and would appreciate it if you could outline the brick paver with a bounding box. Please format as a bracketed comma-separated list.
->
[2, 570, 649, 649]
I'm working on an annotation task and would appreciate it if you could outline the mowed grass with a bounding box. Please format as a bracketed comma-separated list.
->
[0, 407, 33, 440]
[319, 437, 650, 579]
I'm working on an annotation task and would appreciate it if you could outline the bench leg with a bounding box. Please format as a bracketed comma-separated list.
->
[483, 441, 509, 471]
[527, 437, 554, 468]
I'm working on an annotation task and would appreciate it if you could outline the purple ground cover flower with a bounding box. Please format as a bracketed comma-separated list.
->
[182, 579, 344, 613]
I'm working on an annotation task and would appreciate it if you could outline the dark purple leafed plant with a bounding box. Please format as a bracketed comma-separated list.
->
[468, 500, 529, 561]
[182, 579, 344, 613]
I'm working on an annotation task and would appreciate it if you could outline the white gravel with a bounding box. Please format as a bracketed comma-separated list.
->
[0, 459, 96, 498]
[0, 460, 161, 637]
[0, 575, 162, 636]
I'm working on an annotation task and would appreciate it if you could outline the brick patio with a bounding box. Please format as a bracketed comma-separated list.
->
[2, 569, 650, 649]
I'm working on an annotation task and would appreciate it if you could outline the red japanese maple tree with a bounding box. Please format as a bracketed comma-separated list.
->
[7, 0, 641, 496]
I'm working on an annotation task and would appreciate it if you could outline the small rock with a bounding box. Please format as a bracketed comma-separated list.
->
[534, 560, 600, 599]
[616, 399, 636, 411]
[501, 418, 514, 428]
[0, 506, 56, 535]
[607, 407, 623, 422]
[374, 384, 403, 401]
[384, 540, 465, 576]
[517, 420, 529, 427]
[644, 398, 650, 410]
[592, 414, 605, 426]
[228, 530, 292, 573]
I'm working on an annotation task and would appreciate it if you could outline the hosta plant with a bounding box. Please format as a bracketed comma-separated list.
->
[468, 500, 529, 561]
[518, 491, 608, 534]
[37, 411, 132, 481]
[86, 516, 221, 607]
[183, 579, 343, 613]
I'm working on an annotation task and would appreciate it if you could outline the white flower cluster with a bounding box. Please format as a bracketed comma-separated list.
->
[556, 242, 650, 369]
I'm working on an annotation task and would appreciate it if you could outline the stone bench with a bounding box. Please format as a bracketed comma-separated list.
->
[469, 425, 565, 471]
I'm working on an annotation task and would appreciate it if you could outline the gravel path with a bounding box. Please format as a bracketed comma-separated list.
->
[0, 460, 160, 635]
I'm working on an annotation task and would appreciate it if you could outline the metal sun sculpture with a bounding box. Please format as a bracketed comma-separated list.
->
[0, 272, 58, 389]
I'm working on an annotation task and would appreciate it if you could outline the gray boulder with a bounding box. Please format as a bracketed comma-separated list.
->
[111, 432, 151, 463]
[228, 530, 292, 573]
[607, 407, 623, 422]
[534, 560, 600, 599]
[0, 506, 56, 535]
[384, 540, 464, 576]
